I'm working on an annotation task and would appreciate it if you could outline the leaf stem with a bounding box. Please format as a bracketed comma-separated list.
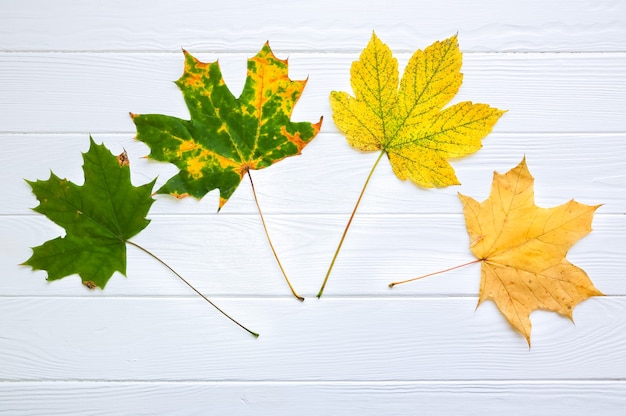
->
[126, 240, 259, 338]
[388, 258, 482, 288]
[317, 150, 386, 298]
[247, 170, 304, 302]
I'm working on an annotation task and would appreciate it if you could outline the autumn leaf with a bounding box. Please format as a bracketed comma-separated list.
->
[319, 33, 504, 297]
[459, 158, 603, 344]
[23, 137, 257, 336]
[131, 42, 322, 208]
[131, 42, 322, 301]
[330, 32, 505, 187]
[23, 137, 155, 289]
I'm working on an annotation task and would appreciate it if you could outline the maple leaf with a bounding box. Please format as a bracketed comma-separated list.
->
[23, 137, 155, 289]
[330, 32, 505, 187]
[131, 42, 323, 209]
[23, 137, 258, 336]
[459, 157, 603, 344]
[131, 42, 322, 301]
[318, 33, 504, 297]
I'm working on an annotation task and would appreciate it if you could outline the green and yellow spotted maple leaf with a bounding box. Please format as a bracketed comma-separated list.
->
[131, 43, 322, 206]
[318, 33, 505, 297]
[23, 137, 258, 337]
[131, 42, 322, 300]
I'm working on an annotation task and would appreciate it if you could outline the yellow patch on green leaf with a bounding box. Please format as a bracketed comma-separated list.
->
[178, 140, 200, 155]
[186, 156, 205, 179]
[280, 125, 306, 153]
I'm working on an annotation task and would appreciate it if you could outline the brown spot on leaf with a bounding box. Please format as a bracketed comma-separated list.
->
[238, 162, 255, 177]
[83, 280, 97, 290]
[117, 150, 130, 167]
[280, 126, 306, 153]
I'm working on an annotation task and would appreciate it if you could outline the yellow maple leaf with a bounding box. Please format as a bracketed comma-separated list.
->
[319, 33, 505, 298]
[459, 157, 603, 345]
[330, 32, 505, 187]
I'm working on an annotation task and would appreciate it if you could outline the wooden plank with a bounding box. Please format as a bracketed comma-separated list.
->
[0, 53, 625, 133]
[0, 297, 624, 381]
[2, 132, 624, 216]
[0, 0, 624, 52]
[1, 381, 625, 416]
[3, 214, 623, 297]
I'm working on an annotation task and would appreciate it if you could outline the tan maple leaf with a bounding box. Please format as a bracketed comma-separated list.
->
[459, 157, 603, 344]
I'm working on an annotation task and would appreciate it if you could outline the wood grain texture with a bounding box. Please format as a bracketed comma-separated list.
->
[1, 0, 625, 414]
[1, 297, 625, 381]
[0, 53, 625, 133]
[3, 214, 624, 297]
[1, 381, 625, 416]
[0, 0, 624, 52]
[2, 132, 625, 215]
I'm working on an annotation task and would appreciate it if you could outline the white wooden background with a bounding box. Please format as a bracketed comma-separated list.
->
[1, 1, 625, 414]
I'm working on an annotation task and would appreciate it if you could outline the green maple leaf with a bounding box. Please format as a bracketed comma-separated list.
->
[23, 138, 258, 336]
[23, 137, 156, 289]
[131, 42, 323, 209]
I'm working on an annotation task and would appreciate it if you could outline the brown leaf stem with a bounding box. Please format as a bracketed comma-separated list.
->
[126, 240, 259, 338]
[247, 170, 304, 302]
[317, 150, 386, 298]
[388, 259, 482, 288]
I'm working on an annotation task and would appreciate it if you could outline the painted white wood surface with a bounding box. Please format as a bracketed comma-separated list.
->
[1, 0, 625, 415]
